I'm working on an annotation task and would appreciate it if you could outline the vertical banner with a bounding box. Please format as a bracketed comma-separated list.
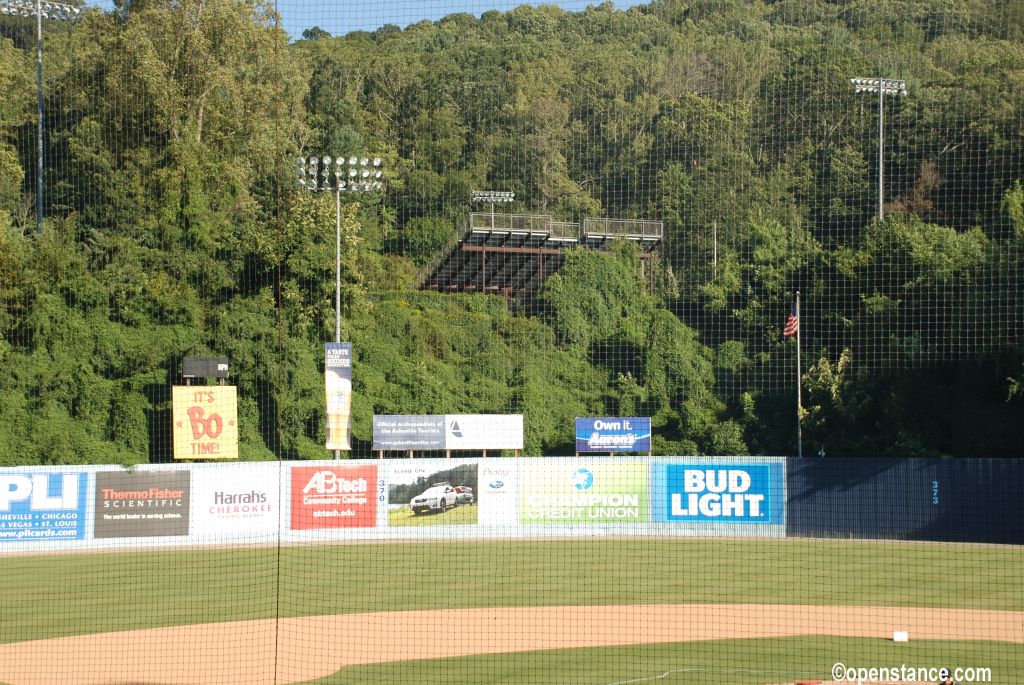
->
[172, 386, 239, 460]
[325, 343, 353, 451]
[0, 471, 87, 542]
[290, 465, 377, 530]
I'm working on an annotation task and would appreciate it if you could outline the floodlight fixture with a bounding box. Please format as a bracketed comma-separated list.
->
[850, 76, 909, 222]
[294, 152, 387, 394]
[3, 0, 82, 235]
[472, 190, 515, 204]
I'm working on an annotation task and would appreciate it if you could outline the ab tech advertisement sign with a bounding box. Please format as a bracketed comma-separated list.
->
[191, 464, 279, 536]
[652, 461, 785, 527]
[520, 460, 649, 524]
[0, 471, 87, 542]
[172, 386, 239, 460]
[94, 471, 191, 538]
[290, 465, 377, 529]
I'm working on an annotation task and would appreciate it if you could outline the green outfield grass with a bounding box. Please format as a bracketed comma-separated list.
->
[304, 637, 1023, 684]
[1, 539, 1022, 644]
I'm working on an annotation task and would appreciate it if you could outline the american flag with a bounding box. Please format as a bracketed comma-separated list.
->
[784, 306, 799, 338]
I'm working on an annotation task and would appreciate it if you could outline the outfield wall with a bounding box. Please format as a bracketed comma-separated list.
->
[0, 457, 784, 551]
[786, 458, 1024, 544]
[2, 457, 1021, 553]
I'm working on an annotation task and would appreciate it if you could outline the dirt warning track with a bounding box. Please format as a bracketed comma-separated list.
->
[1, 603, 1021, 684]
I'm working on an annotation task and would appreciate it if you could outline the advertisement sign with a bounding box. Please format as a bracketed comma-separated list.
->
[94, 471, 190, 538]
[520, 461, 649, 524]
[325, 343, 353, 451]
[371, 415, 523, 452]
[387, 461, 478, 526]
[478, 462, 519, 525]
[575, 417, 651, 453]
[0, 471, 87, 542]
[172, 386, 239, 460]
[191, 464, 279, 536]
[372, 415, 445, 451]
[290, 465, 377, 530]
[651, 462, 784, 524]
[444, 415, 523, 451]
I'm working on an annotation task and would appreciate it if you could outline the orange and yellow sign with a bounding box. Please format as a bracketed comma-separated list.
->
[172, 386, 239, 460]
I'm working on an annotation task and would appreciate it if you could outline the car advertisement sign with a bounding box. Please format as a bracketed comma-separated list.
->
[94, 471, 190, 538]
[172, 385, 239, 460]
[386, 461, 478, 526]
[191, 464, 279, 536]
[478, 462, 519, 525]
[575, 417, 651, 453]
[371, 415, 445, 451]
[0, 471, 87, 542]
[325, 343, 353, 451]
[651, 462, 785, 525]
[520, 461, 649, 524]
[290, 465, 377, 530]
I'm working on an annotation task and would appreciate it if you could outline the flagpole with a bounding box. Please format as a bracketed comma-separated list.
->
[795, 291, 803, 458]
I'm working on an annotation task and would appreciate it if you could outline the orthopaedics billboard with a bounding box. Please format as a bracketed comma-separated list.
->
[372, 415, 523, 452]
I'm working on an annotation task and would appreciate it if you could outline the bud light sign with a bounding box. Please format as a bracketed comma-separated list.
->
[652, 462, 784, 525]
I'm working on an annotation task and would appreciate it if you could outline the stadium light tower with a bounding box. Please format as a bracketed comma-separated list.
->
[296, 155, 384, 344]
[850, 77, 907, 223]
[1, 0, 81, 236]
[472, 190, 515, 230]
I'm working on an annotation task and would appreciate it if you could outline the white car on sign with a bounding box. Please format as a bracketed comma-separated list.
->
[410, 484, 457, 515]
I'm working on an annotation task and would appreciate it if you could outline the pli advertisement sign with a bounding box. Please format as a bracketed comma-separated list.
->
[575, 417, 651, 453]
[191, 465, 279, 535]
[520, 461, 649, 524]
[652, 462, 784, 525]
[290, 465, 377, 530]
[94, 471, 190, 538]
[0, 471, 87, 542]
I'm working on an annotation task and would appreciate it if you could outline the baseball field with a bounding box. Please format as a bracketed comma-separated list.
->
[1, 538, 1022, 684]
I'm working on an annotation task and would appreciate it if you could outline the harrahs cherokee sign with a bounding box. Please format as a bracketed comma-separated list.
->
[172, 386, 239, 460]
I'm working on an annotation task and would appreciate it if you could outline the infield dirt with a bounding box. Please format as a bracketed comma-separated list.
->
[1, 603, 1021, 684]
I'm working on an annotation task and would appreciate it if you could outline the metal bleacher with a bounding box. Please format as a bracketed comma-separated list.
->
[417, 213, 662, 298]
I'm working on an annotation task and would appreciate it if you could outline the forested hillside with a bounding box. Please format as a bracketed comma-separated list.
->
[1, 0, 1021, 463]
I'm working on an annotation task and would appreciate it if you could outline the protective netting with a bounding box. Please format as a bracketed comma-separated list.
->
[1, 0, 1023, 683]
